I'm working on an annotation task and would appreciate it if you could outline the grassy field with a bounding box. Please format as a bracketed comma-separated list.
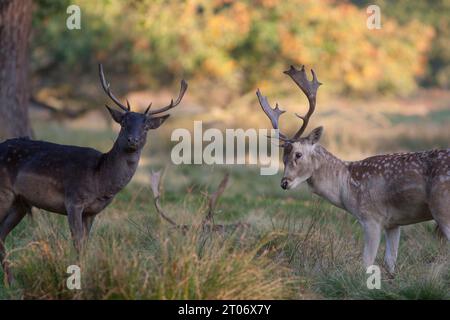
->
[0, 90, 449, 299]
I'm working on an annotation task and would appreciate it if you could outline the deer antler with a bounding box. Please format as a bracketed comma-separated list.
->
[204, 173, 229, 224]
[149, 170, 247, 233]
[256, 65, 321, 141]
[284, 65, 322, 140]
[147, 80, 188, 115]
[256, 89, 288, 141]
[98, 64, 130, 112]
[149, 170, 179, 227]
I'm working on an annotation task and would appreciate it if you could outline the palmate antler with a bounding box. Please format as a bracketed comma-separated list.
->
[256, 89, 288, 141]
[99, 63, 188, 115]
[256, 65, 322, 141]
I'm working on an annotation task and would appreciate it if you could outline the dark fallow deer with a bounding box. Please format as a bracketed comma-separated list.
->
[0, 64, 187, 284]
[257, 65, 449, 274]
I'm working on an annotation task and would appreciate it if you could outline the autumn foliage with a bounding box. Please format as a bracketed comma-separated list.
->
[33, 0, 435, 95]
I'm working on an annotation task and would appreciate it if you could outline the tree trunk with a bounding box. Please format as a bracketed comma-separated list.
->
[0, 0, 33, 140]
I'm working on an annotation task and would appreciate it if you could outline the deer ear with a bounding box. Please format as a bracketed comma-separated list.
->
[145, 114, 170, 130]
[307, 126, 323, 144]
[105, 105, 125, 124]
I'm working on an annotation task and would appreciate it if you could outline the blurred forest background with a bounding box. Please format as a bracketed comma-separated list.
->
[0, 0, 449, 299]
[25, 0, 449, 159]
[31, 0, 448, 95]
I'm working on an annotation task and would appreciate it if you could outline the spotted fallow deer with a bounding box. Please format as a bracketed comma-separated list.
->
[256, 65, 449, 273]
[0, 64, 187, 284]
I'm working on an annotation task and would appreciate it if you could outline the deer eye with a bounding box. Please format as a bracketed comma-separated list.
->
[295, 152, 302, 159]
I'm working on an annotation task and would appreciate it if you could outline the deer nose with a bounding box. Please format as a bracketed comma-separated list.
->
[127, 136, 139, 145]
[281, 178, 289, 190]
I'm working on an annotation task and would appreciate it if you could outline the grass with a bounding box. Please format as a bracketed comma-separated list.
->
[2, 201, 296, 299]
[0, 92, 449, 299]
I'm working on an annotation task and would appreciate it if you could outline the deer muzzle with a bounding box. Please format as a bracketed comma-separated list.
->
[281, 178, 289, 190]
[127, 136, 140, 150]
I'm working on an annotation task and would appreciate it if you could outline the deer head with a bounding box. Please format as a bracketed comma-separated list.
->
[257, 65, 322, 190]
[99, 64, 188, 152]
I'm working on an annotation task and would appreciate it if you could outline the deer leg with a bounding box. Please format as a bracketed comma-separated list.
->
[384, 226, 401, 274]
[0, 202, 27, 286]
[431, 216, 450, 242]
[362, 221, 382, 269]
[0, 190, 15, 285]
[82, 215, 95, 240]
[0, 189, 14, 223]
[429, 183, 450, 242]
[66, 203, 84, 253]
[435, 223, 450, 242]
[442, 226, 450, 241]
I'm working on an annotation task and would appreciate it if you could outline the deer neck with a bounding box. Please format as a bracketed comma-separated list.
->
[98, 140, 142, 196]
[306, 145, 352, 210]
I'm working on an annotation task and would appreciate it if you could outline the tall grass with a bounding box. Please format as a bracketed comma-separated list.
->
[2, 191, 448, 299]
[5, 211, 296, 299]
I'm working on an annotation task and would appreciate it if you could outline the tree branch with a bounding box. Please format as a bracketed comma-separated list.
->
[30, 96, 92, 120]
